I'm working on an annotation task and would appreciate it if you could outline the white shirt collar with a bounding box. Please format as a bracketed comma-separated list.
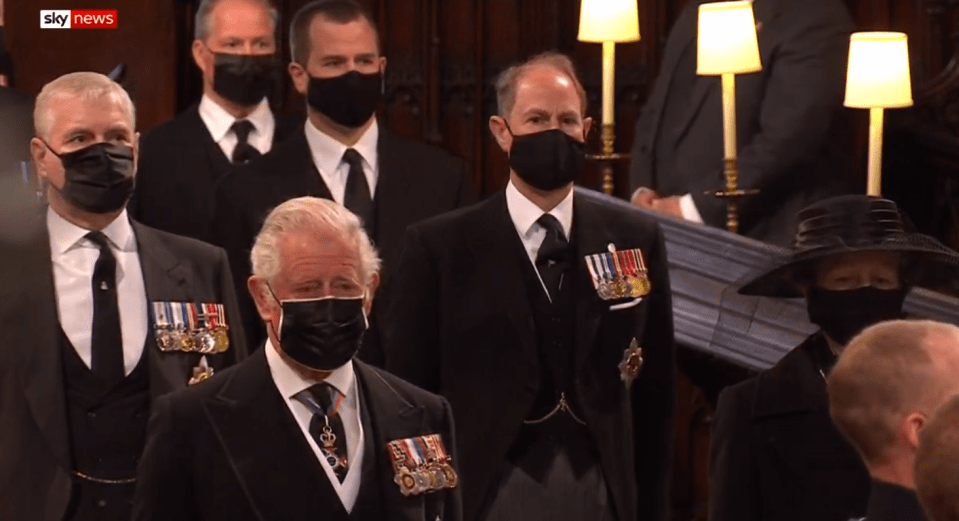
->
[505, 179, 574, 240]
[304, 118, 379, 176]
[198, 94, 273, 143]
[46, 206, 137, 255]
[264, 337, 356, 401]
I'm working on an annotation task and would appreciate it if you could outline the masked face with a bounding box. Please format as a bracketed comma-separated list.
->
[43, 141, 135, 214]
[271, 292, 368, 372]
[507, 127, 585, 191]
[307, 71, 382, 128]
[211, 52, 279, 106]
[807, 286, 908, 346]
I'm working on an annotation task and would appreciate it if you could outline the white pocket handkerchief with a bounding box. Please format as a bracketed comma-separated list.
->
[609, 298, 643, 311]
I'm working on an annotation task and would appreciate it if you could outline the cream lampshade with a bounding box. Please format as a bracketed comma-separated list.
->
[578, 0, 641, 43]
[844, 32, 913, 109]
[697, 0, 762, 75]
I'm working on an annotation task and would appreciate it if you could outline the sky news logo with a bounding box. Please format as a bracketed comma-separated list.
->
[40, 10, 118, 29]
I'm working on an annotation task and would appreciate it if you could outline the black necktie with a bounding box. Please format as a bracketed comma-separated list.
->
[86, 231, 124, 384]
[535, 214, 571, 299]
[231, 120, 261, 164]
[299, 383, 350, 482]
[342, 148, 373, 232]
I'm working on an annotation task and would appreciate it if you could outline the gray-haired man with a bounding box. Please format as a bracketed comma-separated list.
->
[133, 196, 462, 521]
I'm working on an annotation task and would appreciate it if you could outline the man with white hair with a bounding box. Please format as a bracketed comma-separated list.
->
[828, 320, 959, 521]
[133, 196, 461, 521]
[0, 71, 247, 521]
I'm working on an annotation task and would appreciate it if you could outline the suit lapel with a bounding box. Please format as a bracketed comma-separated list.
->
[466, 193, 538, 367]
[8, 221, 72, 468]
[132, 222, 196, 397]
[571, 190, 618, 372]
[204, 350, 336, 520]
[185, 106, 233, 181]
[282, 129, 333, 201]
[646, 2, 700, 143]
[354, 362, 428, 521]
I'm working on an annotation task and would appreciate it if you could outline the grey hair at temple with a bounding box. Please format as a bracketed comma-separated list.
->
[250, 196, 381, 283]
[494, 51, 589, 118]
[194, 0, 280, 41]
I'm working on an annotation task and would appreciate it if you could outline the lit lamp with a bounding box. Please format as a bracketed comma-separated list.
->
[844, 32, 913, 196]
[697, 0, 762, 233]
[578, 0, 641, 195]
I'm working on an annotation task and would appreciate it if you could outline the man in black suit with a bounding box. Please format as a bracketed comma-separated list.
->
[131, 0, 299, 241]
[0, 72, 247, 521]
[385, 52, 676, 521]
[212, 0, 476, 360]
[133, 196, 461, 521]
[916, 393, 959, 521]
[828, 320, 959, 521]
[629, 0, 856, 246]
[709, 196, 959, 521]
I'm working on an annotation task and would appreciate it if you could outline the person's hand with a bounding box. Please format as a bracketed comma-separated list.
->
[631, 187, 657, 209]
[651, 196, 684, 219]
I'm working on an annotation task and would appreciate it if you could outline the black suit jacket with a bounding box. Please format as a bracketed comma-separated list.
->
[629, 0, 856, 246]
[708, 334, 871, 521]
[130, 104, 300, 241]
[132, 349, 462, 521]
[0, 215, 248, 521]
[863, 480, 929, 521]
[210, 126, 476, 361]
[384, 188, 676, 521]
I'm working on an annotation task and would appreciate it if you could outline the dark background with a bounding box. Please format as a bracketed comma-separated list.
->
[5, 1, 959, 519]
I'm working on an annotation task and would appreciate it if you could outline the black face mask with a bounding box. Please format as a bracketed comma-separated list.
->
[307, 71, 382, 128]
[45, 141, 135, 214]
[807, 286, 908, 346]
[212, 52, 278, 106]
[272, 293, 368, 372]
[508, 128, 585, 191]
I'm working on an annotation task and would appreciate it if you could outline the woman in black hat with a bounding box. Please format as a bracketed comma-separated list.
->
[707, 195, 959, 521]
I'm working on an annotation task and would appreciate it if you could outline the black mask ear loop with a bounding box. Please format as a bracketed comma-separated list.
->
[265, 283, 284, 343]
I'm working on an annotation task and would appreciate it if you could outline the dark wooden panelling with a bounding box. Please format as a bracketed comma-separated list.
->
[5, 1, 179, 133]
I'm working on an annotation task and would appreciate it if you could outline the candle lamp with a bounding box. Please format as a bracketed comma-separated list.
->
[844, 32, 913, 196]
[578, 0, 641, 195]
[696, 0, 763, 233]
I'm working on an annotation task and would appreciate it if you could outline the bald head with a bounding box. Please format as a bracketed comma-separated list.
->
[828, 320, 959, 469]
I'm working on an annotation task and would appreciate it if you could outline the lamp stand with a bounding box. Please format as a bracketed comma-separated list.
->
[709, 72, 757, 233]
[867, 107, 884, 196]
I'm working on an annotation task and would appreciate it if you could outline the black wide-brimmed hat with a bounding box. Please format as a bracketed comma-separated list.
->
[738, 195, 959, 297]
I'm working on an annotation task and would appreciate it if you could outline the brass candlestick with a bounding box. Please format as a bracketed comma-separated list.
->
[587, 123, 629, 195]
[708, 157, 757, 233]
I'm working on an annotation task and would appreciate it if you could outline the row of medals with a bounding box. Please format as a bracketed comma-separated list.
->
[597, 271, 651, 300]
[390, 442, 457, 496]
[156, 326, 229, 354]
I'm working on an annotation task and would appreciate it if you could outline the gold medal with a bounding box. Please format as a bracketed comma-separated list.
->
[213, 328, 230, 353]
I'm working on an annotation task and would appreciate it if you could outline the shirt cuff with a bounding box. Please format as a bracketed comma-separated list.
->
[679, 194, 704, 223]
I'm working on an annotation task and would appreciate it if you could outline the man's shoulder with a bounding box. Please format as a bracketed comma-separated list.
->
[134, 221, 224, 262]
[408, 194, 496, 238]
[574, 187, 663, 235]
[158, 352, 259, 413]
[358, 362, 448, 413]
[140, 105, 203, 147]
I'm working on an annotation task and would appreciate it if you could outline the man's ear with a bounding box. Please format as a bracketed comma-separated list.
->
[489, 115, 512, 154]
[30, 137, 50, 181]
[288, 61, 309, 96]
[364, 272, 380, 315]
[583, 116, 593, 139]
[191, 39, 209, 76]
[904, 412, 927, 452]
[247, 276, 276, 322]
[132, 132, 141, 174]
